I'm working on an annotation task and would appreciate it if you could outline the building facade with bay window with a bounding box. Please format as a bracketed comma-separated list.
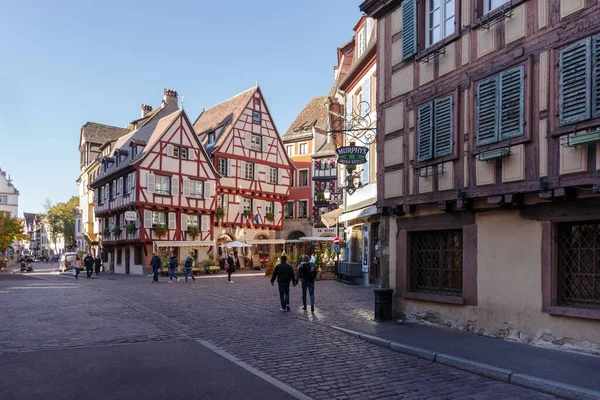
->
[361, 0, 600, 353]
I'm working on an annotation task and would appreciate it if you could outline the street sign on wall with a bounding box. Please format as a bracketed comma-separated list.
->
[336, 146, 369, 165]
[124, 211, 137, 221]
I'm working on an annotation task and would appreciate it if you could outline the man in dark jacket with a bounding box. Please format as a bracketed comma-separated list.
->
[168, 252, 179, 283]
[94, 255, 102, 276]
[297, 255, 317, 313]
[83, 252, 95, 278]
[270, 255, 297, 312]
[150, 251, 161, 283]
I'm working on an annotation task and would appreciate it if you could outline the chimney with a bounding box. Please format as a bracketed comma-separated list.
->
[163, 88, 178, 106]
[141, 104, 153, 118]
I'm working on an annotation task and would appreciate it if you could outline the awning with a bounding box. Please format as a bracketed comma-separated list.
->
[339, 205, 378, 223]
[219, 241, 251, 248]
[246, 239, 286, 245]
[321, 208, 343, 228]
[154, 241, 214, 247]
[299, 237, 336, 242]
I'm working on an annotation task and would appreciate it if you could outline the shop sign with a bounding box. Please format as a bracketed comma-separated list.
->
[124, 211, 137, 221]
[336, 146, 369, 165]
[314, 228, 336, 235]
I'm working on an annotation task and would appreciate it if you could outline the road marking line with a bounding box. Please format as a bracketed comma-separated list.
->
[195, 338, 312, 400]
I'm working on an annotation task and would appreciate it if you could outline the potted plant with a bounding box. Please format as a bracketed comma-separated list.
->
[317, 192, 325, 201]
[188, 225, 199, 240]
[215, 207, 225, 221]
[102, 227, 110, 238]
[126, 223, 136, 235]
[265, 212, 275, 223]
[153, 224, 167, 238]
[243, 210, 251, 218]
[112, 226, 122, 237]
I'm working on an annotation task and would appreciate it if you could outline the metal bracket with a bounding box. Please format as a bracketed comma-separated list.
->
[478, 3, 513, 30]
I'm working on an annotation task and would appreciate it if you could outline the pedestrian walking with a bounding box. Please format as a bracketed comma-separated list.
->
[310, 253, 317, 264]
[226, 252, 235, 283]
[83, 252, 95, 278]
[270, 255, 297, 312]
[220, 251, 227, 271]
[150, 251, 161, 283]
[297, 255, 317, 313]
[168, 252, 179, 283]
[94, 254, 102, 276]
[183, 253, 196, 282]
[73, 255, 81, 279]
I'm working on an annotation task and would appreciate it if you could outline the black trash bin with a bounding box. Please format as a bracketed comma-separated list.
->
[374, 288, 394, 321]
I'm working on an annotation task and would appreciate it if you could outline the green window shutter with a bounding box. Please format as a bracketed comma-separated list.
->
[402, 0, 417, 61]
[476, 76, 499, 146]
[499, 66, 524, 139]
[592, 35, 600, 119]
[433, 96, 453, 158]
[417, 102, 433, 162]
[558, 38, 591, 126]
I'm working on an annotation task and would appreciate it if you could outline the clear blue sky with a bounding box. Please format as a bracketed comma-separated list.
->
[0, 0, 362, 216]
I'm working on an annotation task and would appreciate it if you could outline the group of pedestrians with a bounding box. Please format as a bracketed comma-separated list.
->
[271, 254, 317, 313]
[149, 251, 237, 284]
[73, 253, 101, 279]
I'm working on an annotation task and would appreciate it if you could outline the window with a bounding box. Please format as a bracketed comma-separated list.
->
[155, 175, 171, 195]
[181, 148, 188, 160]
[265, 201, 274, 214]
[426, 0, 455, 46]
[285, 202, 294, 219]
[117, 250, 122, 264]
[250, 135, 262, 151]
[244, 162, 254, 179]
[135, 246, 142, 264]
[286, 145, 294, 156]
[217, 195, 225, 209]
[105, 183, 110, 202]
[410, 230, 463, 296]
[190, 180, 204, 198]
[207, 132, 215, 145]
[418, 95, 454, 161]
[476, 66, 524, 146]
[98, 187, 104, 204]
[297, 200, 308, 219]
[485, 0, 508, 13]
[0, 196, 6, 204]
[268, 167, 278, 184]
[218, 158, 228, 176]
[558, 35, 600, 126]
[111, 181, 116, 199]
[173, 146, 179, 158]
[298, 170, 308, 187]
[172, 146, 188, 160]
[187, 214, 199, 227]
[357, 28, 366, 57]
[243, 198, 253, 214]
[557, 222, 600, 310]
[253, 112, 261, 124]
[125, 174, 132, 194]
[299, 143, 308, 155]
[152, 212, 166, 226]
[290, 171, 295, 187]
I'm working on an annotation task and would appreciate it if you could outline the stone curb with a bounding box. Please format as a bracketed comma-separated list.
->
[331, 326, 600, 400]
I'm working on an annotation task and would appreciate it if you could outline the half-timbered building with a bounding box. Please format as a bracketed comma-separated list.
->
[193, 87, 293, 255]
[91, 94, 219, 274]
[361, 0, 600, 353]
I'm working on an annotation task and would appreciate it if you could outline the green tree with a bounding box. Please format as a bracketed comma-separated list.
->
[46, 196, 78, 250]
[0, 212, 27, 254]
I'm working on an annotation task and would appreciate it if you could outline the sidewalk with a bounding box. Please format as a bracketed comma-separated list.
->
[334, 320, 600, 399]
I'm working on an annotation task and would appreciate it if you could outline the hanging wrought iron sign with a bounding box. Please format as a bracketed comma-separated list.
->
[336, 146, 369, 165]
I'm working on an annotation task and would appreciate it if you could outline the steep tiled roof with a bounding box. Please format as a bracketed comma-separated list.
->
[193, 87, 258, 147]
[283, 96, 329, 140]
[81, 122, 130, 145]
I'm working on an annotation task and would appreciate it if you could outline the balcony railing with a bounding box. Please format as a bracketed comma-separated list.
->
[313, 167, 337, 179]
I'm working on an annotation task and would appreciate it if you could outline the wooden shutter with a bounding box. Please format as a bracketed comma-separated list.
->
[227, 159, 232, 176]
[147, 173, 156, 193]
[239, 160, 246, 178]
[172, 176, 179, 197]
[499, 66, 524, 139]
[204, 181, 213, 199]
[592, 35, 600, 119]
[144, 211, 152, 228]
[365, 18, 374, 43]
[131, 172, 135, 187]
[274, 202, 281, 223]
[476, 76, 499, 146]
[559, 38, 591, 126]
[181, 213, 187, 231]
[434, 96, 453, 158]
[188, 148, 195, 161]
[201, 215, 210, 232]
[168, 213, 176, 230]
[166, 144, 174, 157]
[182, 178, 190, 197]
[244, 132, 251, 149]
[417, 102, 433, 162]
[238, 197, 244, 214]
[117, 177, 123, 195]
[361, 149, 370, 183]
[362, 76, 371, 116]
[402, 0, 417, 60]
[345, 94, 354, 128]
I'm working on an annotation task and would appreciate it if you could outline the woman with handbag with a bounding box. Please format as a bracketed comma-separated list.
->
[72, 255, 82, 279]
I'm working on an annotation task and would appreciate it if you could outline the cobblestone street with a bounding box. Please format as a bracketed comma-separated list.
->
[0, 269, 555, 399]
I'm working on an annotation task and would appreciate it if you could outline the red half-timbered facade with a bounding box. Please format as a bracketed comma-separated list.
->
[91, 106, 219, 274]
[194, 87, 293, 243]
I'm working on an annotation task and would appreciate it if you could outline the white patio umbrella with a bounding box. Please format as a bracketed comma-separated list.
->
[219, 241, 251, 248]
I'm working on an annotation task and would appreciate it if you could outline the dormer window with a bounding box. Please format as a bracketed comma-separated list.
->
[207, 132, 215, 145]
[357, 28, 366, 57]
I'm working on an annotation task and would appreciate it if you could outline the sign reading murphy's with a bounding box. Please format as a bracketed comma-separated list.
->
[336, 146, 369, 165]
